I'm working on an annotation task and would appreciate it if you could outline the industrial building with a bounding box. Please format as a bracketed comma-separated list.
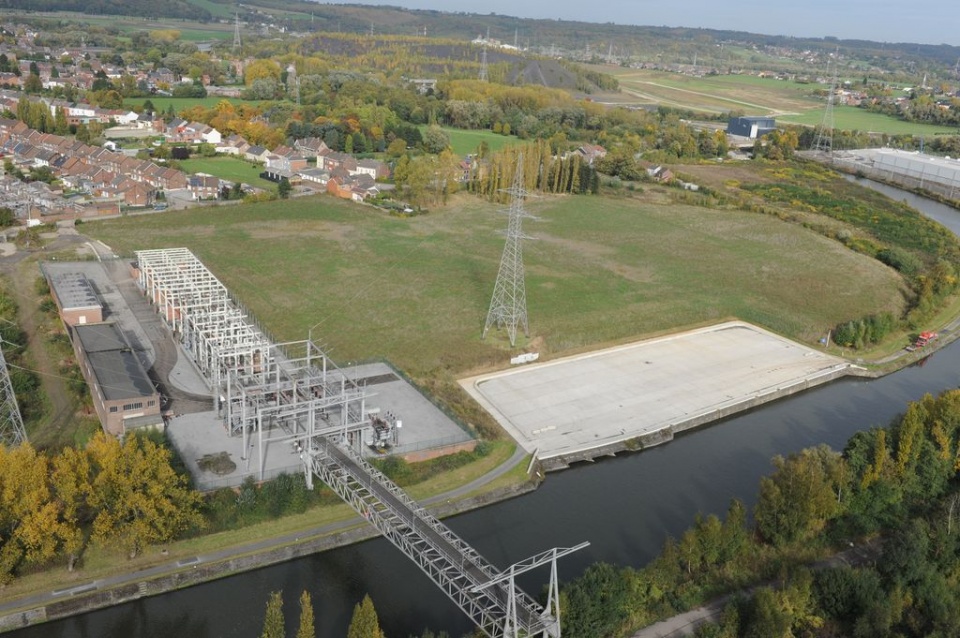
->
[863, 149, 960, 191]
[46, 272, 103, 327]
[726, 116, 777, 139]
[72, 322, 162, 436]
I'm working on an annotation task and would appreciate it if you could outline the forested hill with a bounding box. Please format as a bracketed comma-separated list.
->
[0, 0, 210, 21]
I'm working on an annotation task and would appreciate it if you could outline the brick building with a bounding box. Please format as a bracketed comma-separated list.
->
[73, 322, 162, 436]
[47, 271, 103, 326]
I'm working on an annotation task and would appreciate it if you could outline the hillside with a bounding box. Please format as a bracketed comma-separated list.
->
[0, 0, 210, 20]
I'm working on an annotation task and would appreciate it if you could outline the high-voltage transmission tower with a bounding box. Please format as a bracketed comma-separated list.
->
[233, 13, 241, 52]
[0, 344, 26, 448]
[483, 155, 537, 347]
[813, 53, 839, 155]
[478, 45, 489, 82]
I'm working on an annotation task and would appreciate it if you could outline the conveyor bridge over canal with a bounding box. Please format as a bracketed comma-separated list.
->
[307, 435, 587, 638]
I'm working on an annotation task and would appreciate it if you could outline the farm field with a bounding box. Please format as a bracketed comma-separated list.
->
[598, 66, 960, 136]
[424, 126, 521, 157]
[177, 156, 277, 190]
[84, 185, 905, 376]
[598, 66, 820, 115]
[0, 10, 236, 40]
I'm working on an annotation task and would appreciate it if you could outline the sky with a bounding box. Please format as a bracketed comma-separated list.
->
[315, 0, 960, 47]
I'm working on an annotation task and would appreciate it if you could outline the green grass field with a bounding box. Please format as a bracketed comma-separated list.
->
[123, 96, 248, 113]
[84, 185, 905, 375]
[600, 67, 819, 115]
[779, 105, 960, 135]
[424, 127, 521, 157]
[600, 66, 960, 136]
[177, 156, 277, 190]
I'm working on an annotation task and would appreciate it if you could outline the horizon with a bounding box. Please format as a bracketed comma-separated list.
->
[312, 0, 960, 48]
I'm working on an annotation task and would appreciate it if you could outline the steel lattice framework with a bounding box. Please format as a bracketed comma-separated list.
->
[309, 435, 587, 638]
[135, 248, 370, 477]
[479, 45, 489, 82]
[813, 56, 838, 155]
[483, 155, 537, 347]
[0, 344, 26, 448]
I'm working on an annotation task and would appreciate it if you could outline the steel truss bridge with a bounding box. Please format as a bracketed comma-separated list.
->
[135, 248, 586, 637]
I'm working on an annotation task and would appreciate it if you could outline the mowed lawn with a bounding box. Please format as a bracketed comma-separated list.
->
[425, 127, 521, 157]
[84, 190, 905, 374]
[178, 156, 277, 190]
[123, 96, 248, 113]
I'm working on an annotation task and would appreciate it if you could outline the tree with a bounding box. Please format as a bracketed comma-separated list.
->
[386, 138, 407, 158]
[261, 591, 285, 638]
[296, 590, 315, 638]
[347, 594, 384, 638]
[754, 446, 842, 546]
[0, 207, 15, 228]
[0, 445, 79, 584]
[86, 432, 203, 558]
[278, 178, 292, 199]
[23, 73, 42, 94]
[421, 125, 450, 154]
[54, 106, 69, 135]
[245, 59, 282, 87]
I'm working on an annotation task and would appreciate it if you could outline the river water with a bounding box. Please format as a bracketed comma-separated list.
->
[16, 183, 960, 638]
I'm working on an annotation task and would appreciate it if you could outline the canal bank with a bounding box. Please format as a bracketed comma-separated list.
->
[9, 179, 960, 636]
[3, 313, 952, 634]
[0, 448, 538, 633]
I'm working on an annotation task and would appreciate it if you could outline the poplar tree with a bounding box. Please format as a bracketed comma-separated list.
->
[261, 591, 285, 638]
[296, 590, 315, 638]
[347, 594, 384, 638]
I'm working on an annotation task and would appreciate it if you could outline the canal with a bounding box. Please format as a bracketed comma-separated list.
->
[16, 183, 960, 638]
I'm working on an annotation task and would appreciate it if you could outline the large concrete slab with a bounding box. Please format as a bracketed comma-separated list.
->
[461, 321, 851, 464]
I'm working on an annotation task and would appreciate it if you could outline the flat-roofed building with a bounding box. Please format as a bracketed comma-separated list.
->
[73, 322, 162, 436]
[727, 116, 776, 139]
[47, 271, 103, 326]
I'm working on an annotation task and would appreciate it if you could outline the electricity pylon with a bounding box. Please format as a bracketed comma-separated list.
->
[482, 155, 538, 347]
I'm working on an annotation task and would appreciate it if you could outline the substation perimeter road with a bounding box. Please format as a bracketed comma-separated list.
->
[0, 445, 529, 619]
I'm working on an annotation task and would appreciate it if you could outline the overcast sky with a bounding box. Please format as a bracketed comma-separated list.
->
[316, 0, 959, 46]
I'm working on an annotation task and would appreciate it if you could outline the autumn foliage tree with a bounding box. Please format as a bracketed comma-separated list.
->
[84, 432, 203, 558]
[0, 431, 202, 583]
[0, 444, 80, 585]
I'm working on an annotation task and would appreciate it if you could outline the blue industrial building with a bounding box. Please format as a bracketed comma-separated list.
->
[726, 116, 777, 138]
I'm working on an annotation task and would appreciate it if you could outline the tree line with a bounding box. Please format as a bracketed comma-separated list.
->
[0, 431, 202, 583]
[559, 388, 960, 637]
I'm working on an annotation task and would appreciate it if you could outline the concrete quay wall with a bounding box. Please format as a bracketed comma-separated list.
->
[542, 364, 852, 471]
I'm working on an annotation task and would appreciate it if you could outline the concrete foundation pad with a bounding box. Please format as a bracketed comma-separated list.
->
[460, 321, 852, 466]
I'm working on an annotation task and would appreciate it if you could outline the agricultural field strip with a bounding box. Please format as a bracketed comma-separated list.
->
[628, 80, 801, 115]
